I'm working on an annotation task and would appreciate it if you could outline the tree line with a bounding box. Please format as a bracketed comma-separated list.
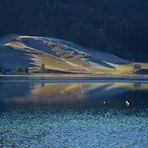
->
[0, 64, 46, 75]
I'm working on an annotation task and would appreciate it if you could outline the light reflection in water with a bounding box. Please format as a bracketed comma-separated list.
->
[0, 82, 148, 148]
[0, 82, 148, 108]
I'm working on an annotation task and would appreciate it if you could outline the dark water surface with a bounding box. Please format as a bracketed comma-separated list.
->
[0, 82, 148, 147]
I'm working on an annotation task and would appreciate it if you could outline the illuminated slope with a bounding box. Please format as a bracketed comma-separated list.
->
[0, 35, 135, 74]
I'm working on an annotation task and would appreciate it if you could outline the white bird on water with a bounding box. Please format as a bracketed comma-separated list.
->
[126, 101, 130, 106]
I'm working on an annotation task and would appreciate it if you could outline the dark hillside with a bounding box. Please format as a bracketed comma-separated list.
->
[0, 0, 148, 61]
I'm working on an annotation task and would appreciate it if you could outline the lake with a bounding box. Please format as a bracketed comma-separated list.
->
[0, 81, 148, 147]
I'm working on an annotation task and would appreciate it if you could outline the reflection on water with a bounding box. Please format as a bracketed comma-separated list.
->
[0, 82, 148, 147]
[0, 82, 148, 108]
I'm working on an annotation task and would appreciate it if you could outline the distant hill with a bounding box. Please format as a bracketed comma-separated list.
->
[0, 0, 148, 61]
[0, 35, 135, 75]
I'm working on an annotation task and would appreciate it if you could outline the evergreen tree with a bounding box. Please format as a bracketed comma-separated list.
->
[0, 64, 6, 75]
[16, 65, 23, 74]
[40, 64, 46, 73]
[23, 66, 29, 74]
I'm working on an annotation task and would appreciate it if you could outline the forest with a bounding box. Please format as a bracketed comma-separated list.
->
[0, 0, 148, 61]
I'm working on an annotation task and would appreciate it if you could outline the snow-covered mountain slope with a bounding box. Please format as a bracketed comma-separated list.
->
[0, 35, 134, 74]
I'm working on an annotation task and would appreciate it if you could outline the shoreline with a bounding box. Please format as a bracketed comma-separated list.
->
[0, 74, 148, 83]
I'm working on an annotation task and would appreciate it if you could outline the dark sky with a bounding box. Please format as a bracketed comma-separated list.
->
[0, 0, 148, 61]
